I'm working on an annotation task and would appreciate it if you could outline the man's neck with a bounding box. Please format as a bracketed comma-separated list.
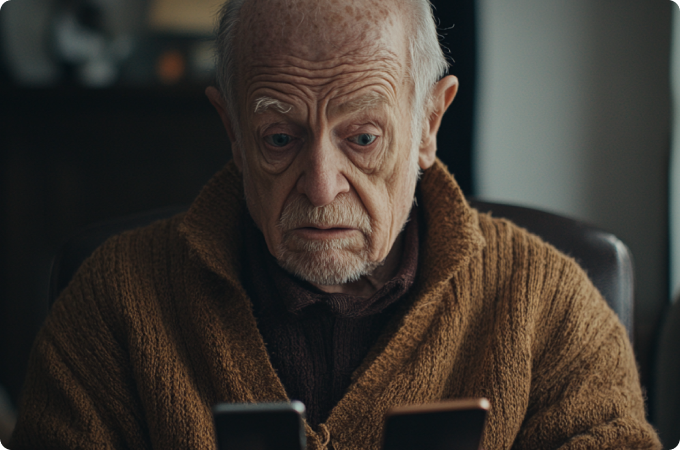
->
[311, 232, 406, 298]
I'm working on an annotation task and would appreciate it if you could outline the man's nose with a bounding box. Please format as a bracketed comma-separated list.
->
[296, 137, 350, 207]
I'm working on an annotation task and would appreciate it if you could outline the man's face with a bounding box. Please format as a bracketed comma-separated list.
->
[228, 0, 424, 289]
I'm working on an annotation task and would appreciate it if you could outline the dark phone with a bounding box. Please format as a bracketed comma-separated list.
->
[382, 398, 489, 450]
[213, 401, 306, 450]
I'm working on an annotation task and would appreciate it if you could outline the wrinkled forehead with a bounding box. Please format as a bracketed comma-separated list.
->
[234, 0, 411, 76]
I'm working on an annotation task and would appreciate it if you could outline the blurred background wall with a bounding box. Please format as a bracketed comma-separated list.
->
[662, 5, 680, 447]
[671, 6, 680, 312]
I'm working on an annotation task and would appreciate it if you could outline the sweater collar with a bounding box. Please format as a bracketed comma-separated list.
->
[178, 161, 246, 286]
[416, 159, 487, 292]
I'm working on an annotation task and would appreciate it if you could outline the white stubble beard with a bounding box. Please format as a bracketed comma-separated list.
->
[275, 193, 381, 286]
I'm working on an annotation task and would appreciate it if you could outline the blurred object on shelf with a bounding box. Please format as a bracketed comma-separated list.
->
[0, 0, 217, 88]
[156, 49, 186, 85]
[148, 0, 221, 34]
[189, 40, 216, 83]
[51, 0, 136, 87]
[1, 0, 61, 85]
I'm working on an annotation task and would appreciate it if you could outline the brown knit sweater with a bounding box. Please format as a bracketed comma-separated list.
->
[10, 160, 661, 450]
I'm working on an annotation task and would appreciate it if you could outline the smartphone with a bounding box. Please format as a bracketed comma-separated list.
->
[382, 398, 490, 450]
[212, 401, 306, 450]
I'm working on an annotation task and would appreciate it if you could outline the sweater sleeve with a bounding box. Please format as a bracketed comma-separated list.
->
[510, 239, 661, 450]
[9, 239, 151, 450]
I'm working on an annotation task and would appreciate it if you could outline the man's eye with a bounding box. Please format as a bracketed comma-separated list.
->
[349, 133, 377, 146]
[264, 134, 293, 147]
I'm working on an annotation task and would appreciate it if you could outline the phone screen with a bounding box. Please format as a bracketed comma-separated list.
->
[213, 401, 306, 450]
[382, 398, 489, 450]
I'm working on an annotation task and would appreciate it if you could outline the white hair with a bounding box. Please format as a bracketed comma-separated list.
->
[214, 0, 449, 181]
[405, 0, 450, 181]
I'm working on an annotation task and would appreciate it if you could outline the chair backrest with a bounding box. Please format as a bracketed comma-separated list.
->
[49, 200, 634, 339]
[653, 297, 680, 449]
[469, 200, 634, 339]
[651, 299, 680, 448]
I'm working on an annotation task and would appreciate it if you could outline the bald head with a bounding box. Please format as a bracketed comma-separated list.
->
[230, 0, 412, 126]
[236, 0, 408, 64]
[214, 0, 448, 135]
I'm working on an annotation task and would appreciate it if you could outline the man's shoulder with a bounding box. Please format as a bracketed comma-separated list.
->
[90, 212, 188, 268]
[54, 212, 192, 310]
[469, 207, 604, 314]
[472, 208, 577, 268]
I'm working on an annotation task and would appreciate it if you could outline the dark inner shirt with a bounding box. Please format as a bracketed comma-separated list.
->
[242, 209, 419, 427]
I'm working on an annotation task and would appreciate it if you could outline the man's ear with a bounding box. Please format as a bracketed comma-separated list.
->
[418, 75, 459, 170]
[205, 86, 243, 170]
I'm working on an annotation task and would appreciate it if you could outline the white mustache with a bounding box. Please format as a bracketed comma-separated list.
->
[277, 194, 372, 234]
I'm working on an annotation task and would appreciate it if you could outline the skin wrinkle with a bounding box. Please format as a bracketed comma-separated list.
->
[244, 53, 403, 84]
[245, 74, 399, 104]
[244, 68, 401, 109]
[242, 59, 404, 131]
[248, 79, 399, 119]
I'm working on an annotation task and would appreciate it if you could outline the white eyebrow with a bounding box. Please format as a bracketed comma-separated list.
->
[253, 96, 294, 114]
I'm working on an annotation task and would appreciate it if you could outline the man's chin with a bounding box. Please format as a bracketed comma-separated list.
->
[276, 248, 379, 287]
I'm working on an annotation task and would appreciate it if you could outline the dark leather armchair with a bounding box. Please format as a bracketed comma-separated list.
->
[49, 200, 634, 339]
[469, 200, 634, 339]
[654, 297, 680, 448]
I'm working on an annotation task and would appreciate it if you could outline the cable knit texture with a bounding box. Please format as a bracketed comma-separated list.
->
[10, 159, 661, 450]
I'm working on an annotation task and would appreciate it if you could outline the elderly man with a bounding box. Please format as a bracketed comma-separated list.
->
[10, 0, 661, 449]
